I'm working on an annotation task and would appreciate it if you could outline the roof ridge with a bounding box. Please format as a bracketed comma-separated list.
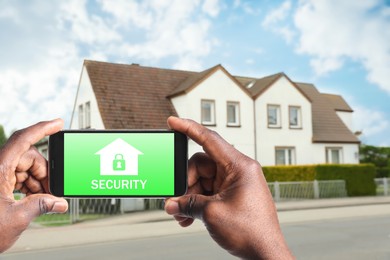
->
[84, 59, 198, 74]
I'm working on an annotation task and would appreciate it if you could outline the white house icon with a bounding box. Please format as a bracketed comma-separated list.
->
[95, 138, 143, 176]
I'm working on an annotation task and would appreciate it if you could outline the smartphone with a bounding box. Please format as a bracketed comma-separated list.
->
[49, 130, 188, 197]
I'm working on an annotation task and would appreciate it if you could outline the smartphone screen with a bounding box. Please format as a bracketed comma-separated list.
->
[49, 130, 187, 197]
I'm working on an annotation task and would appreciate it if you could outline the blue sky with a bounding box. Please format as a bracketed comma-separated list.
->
[0, 0, 389, 146]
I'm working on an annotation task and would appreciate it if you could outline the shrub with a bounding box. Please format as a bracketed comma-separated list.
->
[262, 165, 316, 182]
[262, 164, 376, 197]
[315, 164, 376, 196]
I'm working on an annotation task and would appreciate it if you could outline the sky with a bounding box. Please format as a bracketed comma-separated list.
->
[0, 0, 389, 146]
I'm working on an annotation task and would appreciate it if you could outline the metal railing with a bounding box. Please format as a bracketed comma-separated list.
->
[268, 180, 348, 202]
[374, 178, 390, 196]
[17, 178, 386, 225]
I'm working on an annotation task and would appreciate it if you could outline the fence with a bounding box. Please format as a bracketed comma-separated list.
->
[15, 178, 390, 225]
[374, 178, 390, 196]
[268, 180, 348, 202]
[13, 194, 164, 225]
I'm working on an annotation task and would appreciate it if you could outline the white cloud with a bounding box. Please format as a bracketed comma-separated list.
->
[98, 0, 219, 70]
[262, 1, 295, 43]
[59, 0, 121, 44]
[352, 105, 390, 145]
[294, 0, 390, 94]
[262, 0, 291, 27]
[202, 0, 221, 17]
[0, 0, 222, 134]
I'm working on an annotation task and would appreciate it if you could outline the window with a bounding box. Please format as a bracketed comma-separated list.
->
[78, 104, 84, 129]
[326, 147, 343, 164]
[227, 102, 240, 126]
[289, 106, 302, 128]
[275, 147, 296, 165]
[85, 101, 91, 129]
[268, 105, 281, 128]
[201, 100, 216, 125]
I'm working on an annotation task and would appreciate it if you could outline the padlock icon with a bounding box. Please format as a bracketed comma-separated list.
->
[113, 154, 126, 171]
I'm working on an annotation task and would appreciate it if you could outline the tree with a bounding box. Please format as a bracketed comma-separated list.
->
[0, 124, 7, 147]
[360, 145, 390, 177]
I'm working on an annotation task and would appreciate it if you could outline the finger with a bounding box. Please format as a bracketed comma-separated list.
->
[15, 172, 29, 184]
[167, 117, 237, 168]
[16, 147, 49, 193]
[16, 146, 47, 181]
[187, 153, 217, 186]
[165, 194, 211, 220]
[15, 194, 68, 222]
[0, 119, 63, 169]
[24, 176, 45, 193]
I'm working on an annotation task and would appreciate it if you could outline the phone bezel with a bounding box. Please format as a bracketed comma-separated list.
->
[49, 130, 187, 198]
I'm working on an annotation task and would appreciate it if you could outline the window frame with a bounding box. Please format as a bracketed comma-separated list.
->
[85, 101, 91, 129]
[201, 99, 216, 126]
[226, 101, 241, 127]
[289, 105, 302, 129]
[78, 104, 84, 129]
[267, 104, 282, 128]
[275, 147, 296, 165]
[326, 147, 343, 164]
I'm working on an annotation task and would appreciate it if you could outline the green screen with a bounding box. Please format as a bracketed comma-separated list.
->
[64, 133, 174, 196]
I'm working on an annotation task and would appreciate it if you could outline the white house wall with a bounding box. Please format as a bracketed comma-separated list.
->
[312, 143, 359, 164]
[254, 76, 313, 166]
[336, 111, 353, 132]
[70, 65, 105, 130]
[170, 68, 255, 159]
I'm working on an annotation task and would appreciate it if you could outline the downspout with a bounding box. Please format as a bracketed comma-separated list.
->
[253, 99, 258, 161]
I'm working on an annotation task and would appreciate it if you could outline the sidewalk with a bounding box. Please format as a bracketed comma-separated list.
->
[5, 196, 390, 254]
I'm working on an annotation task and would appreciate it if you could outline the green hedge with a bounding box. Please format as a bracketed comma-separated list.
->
[263, 164, 376, 197]
[376, 167, 390, 178]
[263, 165, 316, 182]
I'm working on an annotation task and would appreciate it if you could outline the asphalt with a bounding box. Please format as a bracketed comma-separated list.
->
[4, 196, 390, 255]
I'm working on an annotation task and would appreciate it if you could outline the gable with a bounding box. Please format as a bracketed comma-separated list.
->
[247, 73, 311, 102]
[168, 65, 252, 99]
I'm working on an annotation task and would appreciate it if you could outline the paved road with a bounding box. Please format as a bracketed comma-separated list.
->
[3, 213, 390, 260]
[283, 214, 390, 260]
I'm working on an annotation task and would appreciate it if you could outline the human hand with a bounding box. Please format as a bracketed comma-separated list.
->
[0, 119, 68, 253]
[164, 117, 293, 259]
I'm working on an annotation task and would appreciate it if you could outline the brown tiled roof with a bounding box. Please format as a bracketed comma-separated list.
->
[168, 65, 219, 97]
[84, 60, 358, 144]
[84, 60, 194, 129]
[295, 83, 359, 143]
[247, 73, 284, 98]
[322, 93, 353, 112]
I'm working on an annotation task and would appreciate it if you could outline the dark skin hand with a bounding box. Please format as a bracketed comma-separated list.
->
[165, 117, 294, 259]
[0, 119, 68, 253]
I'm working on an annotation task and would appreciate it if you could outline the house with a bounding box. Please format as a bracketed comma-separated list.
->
[95, 138, 143, 176]
[70, 60, 360, 166]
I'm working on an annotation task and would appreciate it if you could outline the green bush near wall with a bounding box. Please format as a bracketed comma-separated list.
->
[262, 164, 376, 197]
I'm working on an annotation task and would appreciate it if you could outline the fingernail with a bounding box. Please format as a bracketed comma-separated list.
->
[50, 200, 68, 213]
[165, 198, 179, 215]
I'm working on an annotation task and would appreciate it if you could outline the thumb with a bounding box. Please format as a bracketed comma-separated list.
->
[17, 194, 68, 221]
[165, 194, 210, 220]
